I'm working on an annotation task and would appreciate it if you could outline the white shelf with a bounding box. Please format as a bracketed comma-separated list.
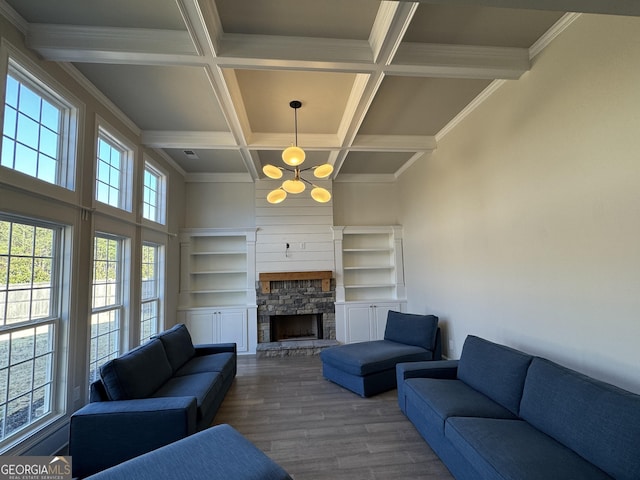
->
[179, 228, 257, 308]
[332, 226, 405, 303]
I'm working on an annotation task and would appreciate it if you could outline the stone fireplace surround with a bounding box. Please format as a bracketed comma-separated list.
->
[256, 272, 336, 344]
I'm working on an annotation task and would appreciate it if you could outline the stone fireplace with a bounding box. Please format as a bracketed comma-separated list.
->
[256, 271, 336, 343]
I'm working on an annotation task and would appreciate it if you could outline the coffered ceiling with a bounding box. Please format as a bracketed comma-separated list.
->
[2, 0, 637, 182]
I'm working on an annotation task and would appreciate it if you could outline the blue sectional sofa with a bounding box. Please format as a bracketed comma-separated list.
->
[69, 324, 236, 478]
[397, 335, 640, 480]
[321, 311, 441, 397]
[84, 424, 292, 480]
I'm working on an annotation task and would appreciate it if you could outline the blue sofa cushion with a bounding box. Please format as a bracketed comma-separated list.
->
[445, 417, 611, 480]
[404, 378, 517, 434]
[520, 357, 640, 480]
[84, 424, 292, 480]
[175, 352, 235, 382]
[320, 340, 433, 376]
[384, 311, 439, 350]
[100, 339, 173, 400]
[457, 335, 533, 415]
[152, 372, 222, 421]
[153, 324, 195, 373]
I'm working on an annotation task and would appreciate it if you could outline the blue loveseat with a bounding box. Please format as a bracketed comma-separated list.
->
[397, 335, 640, 480]
[321, 311, 441, 397]
[69, 324, 236, 478]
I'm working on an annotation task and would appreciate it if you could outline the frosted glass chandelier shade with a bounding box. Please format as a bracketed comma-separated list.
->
[311, 186, 331, 203]
[263, 164, 283, 179]
[313, 163, 333, 178]
[282, 145, 305, 166]
[282, 178, 306, 194]
[267, 188, 287, 204]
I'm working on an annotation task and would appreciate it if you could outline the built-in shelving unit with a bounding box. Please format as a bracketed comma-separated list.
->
[332, 226, 406, 343]
[177, 228, 258, 353]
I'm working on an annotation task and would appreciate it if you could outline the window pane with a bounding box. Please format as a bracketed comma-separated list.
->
[16, 114, 39, 149]
[3, 106, 17, 138]
[5, 76, 18, 108]
[15, 143, 38, 178]
[40, 100, 60, 133]
[17, 83, 41, 121]
[1, 138, 15, 169]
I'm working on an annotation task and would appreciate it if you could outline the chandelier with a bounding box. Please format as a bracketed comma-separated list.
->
[263, 100, 333, 204]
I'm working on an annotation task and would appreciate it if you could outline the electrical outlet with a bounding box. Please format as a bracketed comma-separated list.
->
[448, 339, 454, 352]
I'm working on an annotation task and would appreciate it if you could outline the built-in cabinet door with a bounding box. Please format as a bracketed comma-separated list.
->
[345, 305, 373, 343]
[218, 309, 247, 351]
[372, 303, 400, 340]
[181, 308, 248, 351]
[342, 301, 404, 343]
[184, 311, 216, 344]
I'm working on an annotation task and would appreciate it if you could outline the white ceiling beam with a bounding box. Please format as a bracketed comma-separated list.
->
[219, 34, 373, 66]
[27, 24, 202, 65]
[390, 43, 529, 79]
[248, 133, 341, 150]
[395, 0, 640, 16]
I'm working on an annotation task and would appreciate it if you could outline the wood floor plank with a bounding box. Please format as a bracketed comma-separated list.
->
[213, 355, 453, 480]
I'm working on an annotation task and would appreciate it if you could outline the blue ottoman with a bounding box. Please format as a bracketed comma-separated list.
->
[85, 424, 292, 480]
[320, 311, 441, 397]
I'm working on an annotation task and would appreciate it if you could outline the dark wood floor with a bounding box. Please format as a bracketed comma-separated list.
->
[213, 355, 454, 480]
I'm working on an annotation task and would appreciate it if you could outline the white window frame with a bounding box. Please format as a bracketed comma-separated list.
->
[142, 158, 167, 226]
[0, 43, 81, 204]
[0, 214, 67, 452]
[140, 242, 163, 344]
[94, 121, 134, 216]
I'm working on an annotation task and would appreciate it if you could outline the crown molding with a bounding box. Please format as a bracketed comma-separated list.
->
[141, 130, 237, 149]
[351, 134, 436, 152]
[530, 13, 581, 59]
[334, 173, 398, 183]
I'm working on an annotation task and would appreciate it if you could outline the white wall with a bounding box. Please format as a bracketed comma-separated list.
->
[398, 14, 640, 394]
[333, 181, 399, 226]
[184, 181, 255, 228]
[255, 179, 334, 275]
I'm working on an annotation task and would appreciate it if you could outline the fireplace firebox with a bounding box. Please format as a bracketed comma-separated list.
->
[270, 314, 323, 342]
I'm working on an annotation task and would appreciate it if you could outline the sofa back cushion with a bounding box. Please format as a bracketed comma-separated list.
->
[100, 339, 173, 400]
[520, 357, 640, 480]
[457, 336, 533, 415]
[384, 311, 439, 350]
[154, 324, 196, 373]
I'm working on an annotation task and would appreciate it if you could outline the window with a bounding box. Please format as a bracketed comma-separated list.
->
[140, 243, 162, 343]
[95, 128, 132, 212]
[0, 216, 61, 446]
[89, 234, 123, 384]
[142, 162, 166, 225]
[2, 60, 77, 189]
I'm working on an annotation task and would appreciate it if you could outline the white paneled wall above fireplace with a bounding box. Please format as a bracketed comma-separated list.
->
[255, 179, 335, 277]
